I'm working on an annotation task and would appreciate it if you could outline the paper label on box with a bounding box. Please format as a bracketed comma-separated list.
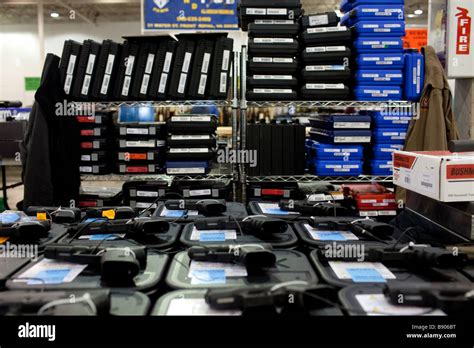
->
[306, 65, 345, 71]
[308, 27, 347, 34]
[178, 73, 188, 94]
[67, 55, 77, 75]
[100, 74, 111, 95]
[355, 294, 445, 316]
[198, 74, 208, 96]
[254, 19, 294, 24]
[202, 53, 211, 74]
[86, 54, 96, 75]
[219, 72, 227, 93]
[16, 259, 87, 285]
[158, 72, 169, 94]
[167, 298, 242, 316]
[105, 54, 115, 75]
[267, 8, 287, 15]
[137, 190, 159, 198]
[126, 128, 148, 135]
[171, 135, 210, 140]
[222, 50, 231, 71]
[254, 75, 293, 80]
[163, 52, 173, 73]
[79, 233, 125, 241]
[309, 14, 329, 26]
[189, 260, 247, 279]
[125, 55, 135, 76]
[170, 148, 209, 154]
[182, 52, 192, 73]
[160, 207, 199, 218]
[254, 89, 292, 94]
[81, 75, 92, 96]
[121, 76, 131, 96]
[304, 224, 359, 241]
[134, 202, 157, 209]
[145, 54, 155, 74]
[306, 83, 345, 90]
[273, 58, 294, 63]
[334, 122, 370, 129]
[246, 8, 267, 15]
[334, 136, 371, 143]
[189, 189, 212, 197]
[328, 261, 396, 280]
[257, 203, 298, 215]
[254, 38, 294, 44]
[167, 167, 206, 175]
[64, 75, 73, 94]
[190, 227, 237, 241]
[79, 166, 93, 173]
[140, 74, 150, 95]
[253, 57, 273, 63]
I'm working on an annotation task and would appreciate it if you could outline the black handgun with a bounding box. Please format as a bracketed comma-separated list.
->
[44, 245, 147, 282]
[279, 200, 349, 216]
[188, 244, 276, 272]
[308, 217, 394, 240]
[0, 289, 111, 316]
[367, 246, 468, 269]
[194, 216, 288, 238]
[0, 219, 51, 241]
[69, 218, 169, 237]
[385, 281, 474, 314]
[205, 283, 337, 314]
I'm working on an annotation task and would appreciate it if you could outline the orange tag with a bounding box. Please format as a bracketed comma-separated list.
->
[37, 212, 48, 221]
[102, 210, 116, 220]
[0, 237, 9, 244]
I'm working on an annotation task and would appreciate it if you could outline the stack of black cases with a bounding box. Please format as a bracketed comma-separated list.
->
[166, 115, 218, 175]
[116, 122, 167, 174]
[59, 34, 233, 102]
[246, 3, 301, 101]
[78, 112, 115, 175]
[300, 12, 351, 100]
[247, 121, 305, 176]
[167, 34, 234, 100]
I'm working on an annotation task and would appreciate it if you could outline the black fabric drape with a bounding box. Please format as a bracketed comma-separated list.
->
[21, 53, 80, 209]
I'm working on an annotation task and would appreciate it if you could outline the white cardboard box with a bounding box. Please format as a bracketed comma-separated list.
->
[393, 150, 474, 202]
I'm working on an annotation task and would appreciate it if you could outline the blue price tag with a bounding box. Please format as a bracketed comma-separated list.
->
[88, 234, 120, 241]
[266, 208, 290, 215]
[165, 210, 186, 218]
[0, 212, 21, 224]
[313, 231, 347, 241]
[199, 232, 226, 242]
[347, 268, 386, 283]
[29, 269, 70, 285]
[191, 269, 226, 285]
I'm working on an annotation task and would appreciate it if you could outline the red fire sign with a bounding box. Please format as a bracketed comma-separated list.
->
[456, 7, 471, 55]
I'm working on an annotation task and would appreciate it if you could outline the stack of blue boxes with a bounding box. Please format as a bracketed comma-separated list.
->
[341, 0, 406, 101]
[306, 113, 372, 176]
[364, 109, 411, 175]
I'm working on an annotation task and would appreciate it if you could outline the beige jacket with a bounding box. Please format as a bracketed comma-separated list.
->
[404, 46, 460, 151]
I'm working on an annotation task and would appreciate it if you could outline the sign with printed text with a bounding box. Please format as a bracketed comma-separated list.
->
[447, 0, 474, 77]
[143, 0, 239, 31]
[403, 28, 428, 51]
